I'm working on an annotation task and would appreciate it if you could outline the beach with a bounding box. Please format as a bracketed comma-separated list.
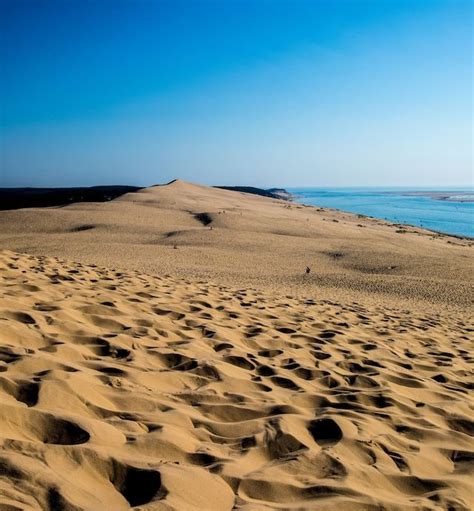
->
[290, 188, 474, 238]
[0, 181, 473, 510]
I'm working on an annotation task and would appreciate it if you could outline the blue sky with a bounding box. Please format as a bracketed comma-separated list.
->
[0, 0, 472, 187]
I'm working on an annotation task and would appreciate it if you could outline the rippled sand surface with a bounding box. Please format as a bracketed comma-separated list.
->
[0, 182, 472, 510]
[0, 249, 472, 510]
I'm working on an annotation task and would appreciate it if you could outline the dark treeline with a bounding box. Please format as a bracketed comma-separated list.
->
[0, 186, 142, 210]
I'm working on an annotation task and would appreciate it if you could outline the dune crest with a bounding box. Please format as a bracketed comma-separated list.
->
[0, 249, 472, 510]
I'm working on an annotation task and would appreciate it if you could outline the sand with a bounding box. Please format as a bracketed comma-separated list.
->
[0, 180, 472, 312]
[0, 181, 472, 510]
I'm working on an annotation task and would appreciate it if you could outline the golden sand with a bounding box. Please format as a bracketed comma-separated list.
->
[0, 182, 472, 510]
[0, 180, 471, 311]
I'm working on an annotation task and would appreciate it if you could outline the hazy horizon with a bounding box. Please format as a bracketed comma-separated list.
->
[1, 0, 472, 188]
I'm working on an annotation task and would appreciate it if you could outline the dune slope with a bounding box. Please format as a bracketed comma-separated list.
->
[0, 249, 472, 510]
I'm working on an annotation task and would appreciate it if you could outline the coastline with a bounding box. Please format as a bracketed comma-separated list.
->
[387, 190, 474, 203]
[290, 188, 474, 239]
[297, 202, 474, 241]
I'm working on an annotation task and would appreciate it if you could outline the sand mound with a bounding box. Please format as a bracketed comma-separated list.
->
[0, 249, 472, 510]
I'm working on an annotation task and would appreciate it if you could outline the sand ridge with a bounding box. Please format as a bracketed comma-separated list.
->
[0, 249, 472, 510]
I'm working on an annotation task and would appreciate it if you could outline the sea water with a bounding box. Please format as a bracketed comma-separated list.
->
[289, 188, 474, 238]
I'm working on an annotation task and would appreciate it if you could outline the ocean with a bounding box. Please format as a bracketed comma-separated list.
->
[289, 188, 474, 238]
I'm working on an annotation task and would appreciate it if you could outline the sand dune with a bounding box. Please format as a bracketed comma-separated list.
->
[0, 180, 471, 312]
[0, 182, 472, 509]
[0, 249, 472, 510]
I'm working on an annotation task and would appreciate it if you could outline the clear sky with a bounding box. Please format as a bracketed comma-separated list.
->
[0, 0, 472, 188]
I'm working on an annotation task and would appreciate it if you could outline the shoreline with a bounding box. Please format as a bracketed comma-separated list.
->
[215, 186, 474, 240]
[387, 190, 474, 202]
[290, 189, 473, 239]
[300, 202, 474, 241]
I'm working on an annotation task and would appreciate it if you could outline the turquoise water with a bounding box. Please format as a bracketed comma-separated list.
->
[289, 188, 474, 238]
